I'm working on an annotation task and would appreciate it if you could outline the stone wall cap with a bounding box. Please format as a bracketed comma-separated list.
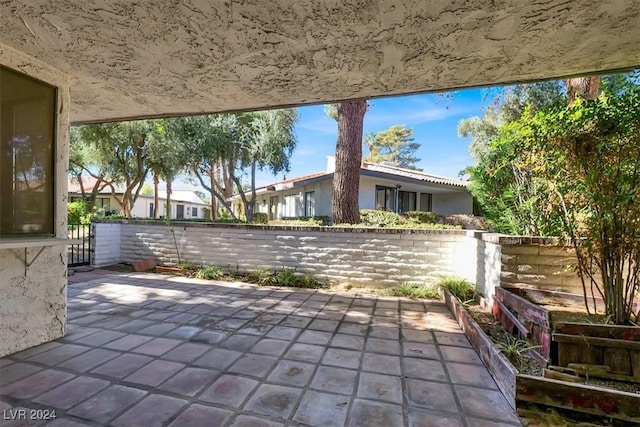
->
[93, 219, 469, 235]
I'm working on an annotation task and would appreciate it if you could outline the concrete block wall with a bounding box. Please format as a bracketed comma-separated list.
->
[91, 221, 592, 300]
[476, 234, 588, 296]
[93, 222, 123, 267]
[100, 220, 474, 287]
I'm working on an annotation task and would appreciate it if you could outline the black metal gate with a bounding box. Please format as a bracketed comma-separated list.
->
[68, 223, 92, 267]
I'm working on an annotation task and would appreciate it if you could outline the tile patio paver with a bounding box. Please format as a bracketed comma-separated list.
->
[0, 270, 520, 426]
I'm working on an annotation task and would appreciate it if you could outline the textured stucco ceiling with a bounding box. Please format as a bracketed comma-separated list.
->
[1, 0, 639, 123]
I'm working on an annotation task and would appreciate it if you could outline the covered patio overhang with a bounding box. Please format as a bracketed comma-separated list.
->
[1, 1, 640, 124]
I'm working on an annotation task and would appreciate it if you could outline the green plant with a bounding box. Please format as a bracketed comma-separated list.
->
[274, 268, 298, 287]
[252, 212, 268, 224]
[395, 283, 440, 299]
[178, 262, 196, 271]
[436, 276, 476, 301]
[404, 211, 440, 224]
[495, 334, 541, 366]
[195, 266, 224, 280]
[68, 200, 96, 225]
[358, 209, 408, 227]
[247, 268, 274, 285]
[297, 274, 324, 289]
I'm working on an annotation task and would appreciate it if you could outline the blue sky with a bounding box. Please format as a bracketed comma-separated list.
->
[252, 88, 486, 187]
[170, 87, 490, 191]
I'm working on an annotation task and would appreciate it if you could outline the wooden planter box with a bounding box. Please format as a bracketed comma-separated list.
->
[444, 289, 640, 423]
[553, 322, 640, 377]
[443, 289, 518, 408]
[494, 286, 551, 361]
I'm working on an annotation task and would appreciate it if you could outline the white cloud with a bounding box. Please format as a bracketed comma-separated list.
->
[366, 106, 473, 127]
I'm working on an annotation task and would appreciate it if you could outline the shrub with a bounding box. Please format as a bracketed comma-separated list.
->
[359, 209, 408, 227]
[68, 200, 95, 225]
[270, 218, 324, 226]
[395, 283, 440, 299]
[436, 276, 476, 301]
[247, 268, 274, 285]
[195, 266, 224, 280]
[404, 211, 440, 224]
[278, 216, 330, 226]
[274, 268, 298, 287]
[252, 213, 268, 224]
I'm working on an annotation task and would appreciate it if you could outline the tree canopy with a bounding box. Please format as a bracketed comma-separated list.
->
[364, 124, 421, 169]
[460, 71, 640, 323]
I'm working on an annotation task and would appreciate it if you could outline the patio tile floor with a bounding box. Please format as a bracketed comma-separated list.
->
[0, 269, 521, 426]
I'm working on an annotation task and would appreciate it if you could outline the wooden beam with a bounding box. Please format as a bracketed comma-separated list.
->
[553, 333, 640, 351]
[554, 322, 640, 341]
[543, 368, 584, 383]
[494, 299, 529, 337]
[516, 374, 640, 423]
[496, 287, 550, 328]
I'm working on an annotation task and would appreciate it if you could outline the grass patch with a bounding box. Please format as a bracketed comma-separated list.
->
[194, 266, 224, 280]
[435, 276, 476, 302]
[394, 283, 440, 299]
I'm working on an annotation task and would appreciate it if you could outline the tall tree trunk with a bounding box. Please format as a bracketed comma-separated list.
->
[332, 100, 367, 224]
[565, 76, 601, 103]
[153, 173, 159, 218]
[166, 179, 172, 219]
[209, 166, 217, 220]
[246, 159, 257, 222]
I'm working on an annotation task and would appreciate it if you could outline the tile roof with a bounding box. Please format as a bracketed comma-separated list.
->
[361, 162, 468, 187]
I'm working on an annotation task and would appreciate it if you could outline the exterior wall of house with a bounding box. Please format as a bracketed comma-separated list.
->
[129, 197, 206, 219]
[432, 192, 473, 215]
[0, 43, 70, 357]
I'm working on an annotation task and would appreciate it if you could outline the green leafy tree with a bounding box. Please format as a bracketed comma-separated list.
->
[71, 121, 152, 217]
[460, 82, 565, 233]
[179, 110, 298, 221]
[514, 89, 640, 324]
[364, 125, 421, 169]
[147, 119, 189, 218]
[233, 109, 298, 222]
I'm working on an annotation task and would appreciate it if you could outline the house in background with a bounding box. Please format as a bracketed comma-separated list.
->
[229, 157, 473, 219]
[68, 177, 210, 219]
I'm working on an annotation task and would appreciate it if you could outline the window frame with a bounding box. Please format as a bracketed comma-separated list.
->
[375, 185, 397, 212]
[0, 65, 58, 238]
[304, 191, 315, 217]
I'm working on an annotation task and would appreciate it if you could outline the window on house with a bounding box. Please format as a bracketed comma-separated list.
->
[191, 207, 198, 217]
[283, 194, 296, 217]
[96, 197, 110, 210]
[269, 196, 278, 220]
[0, 67, 56, 237]
[304, 191, 315, 217]
[398, 191, 416, 213]
[149, 202, 154, 217]
[375, 185, 397, 212]
[420, 193, 433, 212]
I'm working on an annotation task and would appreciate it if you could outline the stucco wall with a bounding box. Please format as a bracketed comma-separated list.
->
[98, 220, 476, 287]
[432, 192, 473, 215]
[0, 42, 70, 357]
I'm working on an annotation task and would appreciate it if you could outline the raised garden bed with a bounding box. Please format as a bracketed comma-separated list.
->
[444, 287, 640, 424]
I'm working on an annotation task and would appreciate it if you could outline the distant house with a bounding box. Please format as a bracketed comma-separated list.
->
[228, 157, 473, 219]
[68, 177, 210, 219]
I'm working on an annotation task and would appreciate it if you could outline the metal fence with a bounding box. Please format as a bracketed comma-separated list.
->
[68, 223, 92, 267]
